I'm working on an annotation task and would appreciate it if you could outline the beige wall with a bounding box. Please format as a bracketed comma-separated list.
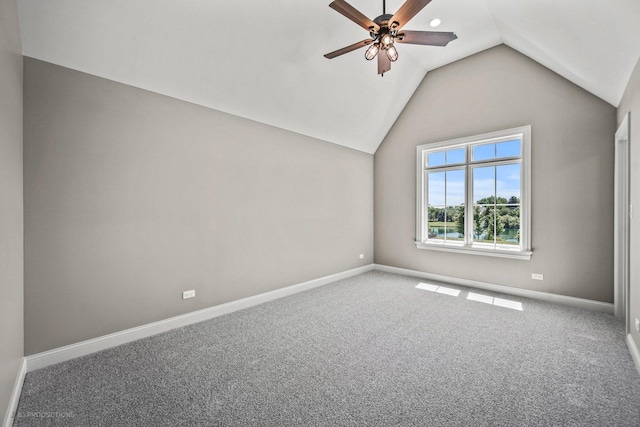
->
[618, 58, 640, 351]
[0, 0, 23, 421]
[23, 58, 373, 355]
[375, 45, 616, 303]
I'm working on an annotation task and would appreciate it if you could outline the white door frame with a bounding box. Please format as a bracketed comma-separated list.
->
[614, 113, 630, 332]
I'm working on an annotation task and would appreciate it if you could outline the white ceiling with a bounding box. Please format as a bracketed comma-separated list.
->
[17, 0, 640, 154]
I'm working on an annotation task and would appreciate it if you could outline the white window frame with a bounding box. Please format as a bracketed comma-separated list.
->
[416, 126, 532, 260]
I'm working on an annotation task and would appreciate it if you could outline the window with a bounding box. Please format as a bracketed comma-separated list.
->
[416, 126, 532, 260]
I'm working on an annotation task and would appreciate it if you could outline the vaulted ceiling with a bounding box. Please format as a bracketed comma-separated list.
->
[17, 0, 640, 153]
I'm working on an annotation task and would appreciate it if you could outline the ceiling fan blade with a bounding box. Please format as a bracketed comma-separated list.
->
[390, 0, 432, 31]
[324, 39, 373, 59]
[396, 30, 458, 46]
[329, 0, 379, 32]
[378, 50, 391, 75]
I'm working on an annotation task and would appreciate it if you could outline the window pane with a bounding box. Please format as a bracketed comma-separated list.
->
[496, 139, 521, 158]
[427, 151, 445, 167]
[444, 205, 464, 241]
[428, 172, 445, 205]
[446, 148, 465, 164]
[497, 164, 521, 201]
[473, 143, 495, 161]
[473, 166, 495, 203]
[445, 170, 465, 241]
[428, 149, 465, 167]
[428, 206, 464, 242]
[427, 207, 446, 241]
[474, 204, 521, 246]
[446, 170, 465, 206]
[472, 205, 494, 243]
[496, 205, 520, 246]
[427, 170, 465, 242]
[473, 139, 522, 162]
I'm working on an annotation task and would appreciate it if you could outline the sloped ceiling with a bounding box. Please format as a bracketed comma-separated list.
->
[17, 0, 640, 154]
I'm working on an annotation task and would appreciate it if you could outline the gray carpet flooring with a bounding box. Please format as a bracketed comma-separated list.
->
[14, 271, 640, 426]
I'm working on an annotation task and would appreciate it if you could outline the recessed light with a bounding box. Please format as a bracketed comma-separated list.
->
[429, 18, 442, 27]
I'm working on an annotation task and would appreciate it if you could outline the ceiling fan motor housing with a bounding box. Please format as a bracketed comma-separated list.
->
[371, 14, 398, 49]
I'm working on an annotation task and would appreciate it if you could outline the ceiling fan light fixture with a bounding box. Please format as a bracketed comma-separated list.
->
[381, 33, 394, 48]
[386, 45, 398, 62]
[364, 43, 380, 60]
[429, 18, 442, 27]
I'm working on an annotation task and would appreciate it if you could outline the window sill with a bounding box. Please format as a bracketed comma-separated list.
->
[415, 241, 532, 260]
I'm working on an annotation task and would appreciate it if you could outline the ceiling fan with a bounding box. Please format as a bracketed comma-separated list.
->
[324, 0, 457, 75]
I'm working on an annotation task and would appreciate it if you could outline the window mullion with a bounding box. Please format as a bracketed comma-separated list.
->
[494, 167, 498, 247]
[465, 151, 472, 247]
[443, 171, 447, 242]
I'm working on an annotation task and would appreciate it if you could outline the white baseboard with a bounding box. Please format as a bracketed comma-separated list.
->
[3, 357, 26, 427]
[627, 334, 640, 376]
[21, 263, 616, 374]
[26, 264, 374, 372]
[374, 264, 614, 314]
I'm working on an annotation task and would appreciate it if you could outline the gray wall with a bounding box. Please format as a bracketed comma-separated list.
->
[618, 58, 640, 350]
[24, 58, 373, 355]
[375, 45, 616, 303]
[0, 0, 23, 421]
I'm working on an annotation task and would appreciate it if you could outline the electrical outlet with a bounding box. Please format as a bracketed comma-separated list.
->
[359, 254, 364, 259]
[635, 318, 640, 333]
[531, 273, 544, 281]
[182, 290, 195, 299]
